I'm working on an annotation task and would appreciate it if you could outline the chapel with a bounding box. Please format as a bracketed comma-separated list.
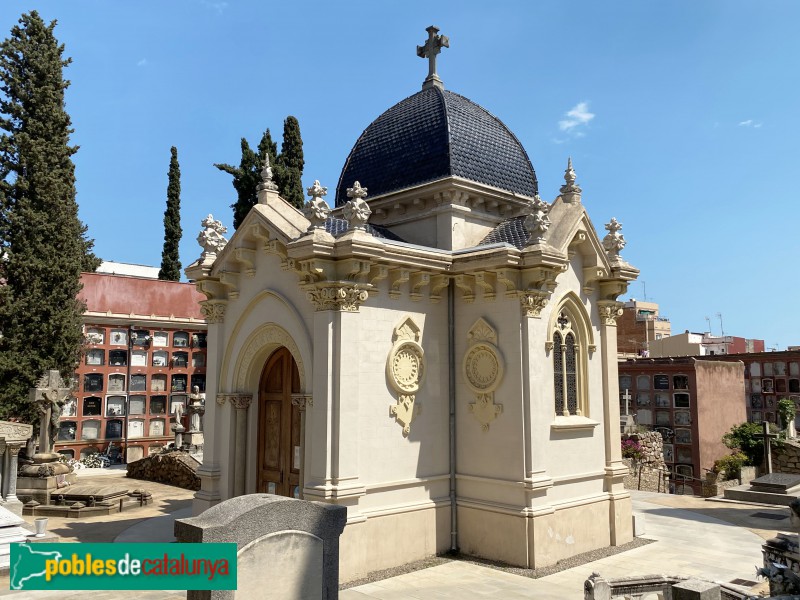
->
[186, 26, 639, 581]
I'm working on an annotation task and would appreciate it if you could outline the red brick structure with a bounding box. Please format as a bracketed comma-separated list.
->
[56, 272, 206, 463]
[617, 300, 671, 357]
[618, 357, 745, 494]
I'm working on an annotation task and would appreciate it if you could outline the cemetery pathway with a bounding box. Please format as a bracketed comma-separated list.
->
[0, 487, 777, 598]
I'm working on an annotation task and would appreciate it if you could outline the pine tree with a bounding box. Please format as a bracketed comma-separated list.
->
[0, 11, 100, 424]
[158, 146, 182, 281]
[215, 129, 278, 230]
[275, 116, 304, 209]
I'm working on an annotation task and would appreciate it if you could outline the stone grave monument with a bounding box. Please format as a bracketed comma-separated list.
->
[0, 422, 33, 516]
[0, 504, 36, 572]
[175, 494, 347, 600]
[172, 401, 185, 449]
[17, 371, 77, 504]
[185, 386, 205, 449]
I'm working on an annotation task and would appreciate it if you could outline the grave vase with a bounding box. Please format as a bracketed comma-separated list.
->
[34, 517, 47, 537]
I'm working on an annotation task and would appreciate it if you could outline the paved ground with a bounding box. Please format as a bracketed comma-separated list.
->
[0, 470, 786, 599]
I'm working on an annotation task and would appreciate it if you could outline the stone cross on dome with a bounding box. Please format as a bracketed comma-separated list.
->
[417, 26, 449, 90]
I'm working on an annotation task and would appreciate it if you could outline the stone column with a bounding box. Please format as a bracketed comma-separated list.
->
[0, 441, 6, 502]
[228, 394, 252, 497]
[5, 444, 22, 505]
[291, 394, 312, 500]
[597, 300, 631, 545]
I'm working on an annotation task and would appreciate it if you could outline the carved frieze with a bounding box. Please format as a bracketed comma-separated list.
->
[227, 394, 253, 410]
[0, 422, 33, 441]
[200, 300, 227, 324]
[463, 318, 504, 431]
[305, 284, 370, 312]
[290, 394, 313, 410]
[520, 290, 550, 318]
[387, 317, 425, 436]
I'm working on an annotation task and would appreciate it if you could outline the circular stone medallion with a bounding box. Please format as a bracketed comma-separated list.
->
[463, 342, 504, 393]
[387, 341, 425, 394]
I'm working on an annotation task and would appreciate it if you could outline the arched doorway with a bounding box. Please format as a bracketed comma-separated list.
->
[257, 347, 301, 497]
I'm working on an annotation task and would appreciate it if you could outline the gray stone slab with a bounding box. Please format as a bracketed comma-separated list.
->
[750, 473, 800, 493]
[59, 484, 129, 501]
[672, 578, 721, 600]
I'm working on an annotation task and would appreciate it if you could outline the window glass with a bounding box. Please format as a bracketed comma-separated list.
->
[674, 393, 690, 408]
[110, 329, 128, 346]
[152, 351, 168, 367]
[655, 411, 671, 426]
[86, 328, 105, 344]
[131, 350, 147, 366]
[83, 397, 102, 416]
[790, 379, 800, 394]
[81, 420, 101, 440]
[619, 375, 632, 390]
[636, 392, 650, 407]
[84, 373, 103, 392]
[108, 374, 126, 392]
[775, 362, 787, 376]
[151, 374, 167, 392]
[791, 362, 800, 377]
[153, 331, 168, 347]
[752, 378, 762, 393]
[673, 375, 689, 390]
[150, 396, 167, 415]
[636, 375, 650, 390]
[173, 332, 189, 347]
[674, 411, 691, 426]
[675, 428, 691, 444]
[192, 333, 207, 348]
[129, 396, 146, 415]
[171, 374, 187, 392]
[192, 353, 206, 368]
[58, 421, 77, 441]
[170, 395, 188, 415]
[191, 374, 206, 392]
[662, 443, 674, 462]
[654, 393, 670, 408]
[60, 397, 77, 417]
[676, 447, 692, 463]
[130, 374, 147, 392]
[109, 350, 127, 366]
[777, 379, 787, 393]
[654, 375, 670, 390]
[106, 396, 126, 416]
[130, 330, 150, 346]
[764, 363, 774, 377]
[106, 419, 123, 439]
[86, 349, 104, 366]
[763, 379, 774, 394]
[750, 363, 762, 377]
[172, 352, 189, 368]
[751, 394, 763, 409]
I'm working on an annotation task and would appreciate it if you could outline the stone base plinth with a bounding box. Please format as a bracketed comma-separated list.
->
[185, 432, 204, 448]
[17, 473, 78, 505]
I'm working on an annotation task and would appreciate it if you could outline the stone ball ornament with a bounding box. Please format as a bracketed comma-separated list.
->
[463, 341, 504, 394]
[386, 340, 425, 394]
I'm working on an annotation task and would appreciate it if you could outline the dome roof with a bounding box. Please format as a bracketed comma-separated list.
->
[335, 87, 538, 206]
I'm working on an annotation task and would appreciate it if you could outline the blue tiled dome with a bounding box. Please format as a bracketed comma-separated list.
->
[335, 87, 538, 206]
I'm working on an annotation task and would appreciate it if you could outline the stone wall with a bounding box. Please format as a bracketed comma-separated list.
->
[622, 431, 669, 493]
[126, 451, 200, 490]
[773, 439, 800, 474]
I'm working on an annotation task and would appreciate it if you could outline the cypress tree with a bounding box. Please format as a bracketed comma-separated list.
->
[158, 146, 182, 281]
[215, 129, 278, 230]
[275, 116, 304, 209]
[0, 11, 100, 424]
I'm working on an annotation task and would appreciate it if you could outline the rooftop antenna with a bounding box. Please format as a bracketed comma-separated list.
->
[716, 312, 724, 337]
[641, 281, 648, 301]
[705, 316, 711, 334]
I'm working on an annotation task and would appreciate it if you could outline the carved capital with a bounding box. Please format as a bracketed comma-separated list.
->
[305, 284, 370, 312]
[201, 300, 227, 324]
[8, 444, 22, 456]
[291, 394, 313, 411]
[597, 300, 624, 326]
[520, 290, 550, 318]
[220, 394, 252, 410]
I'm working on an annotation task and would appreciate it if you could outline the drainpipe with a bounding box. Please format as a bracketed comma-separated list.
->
[448, 280, 458, 553]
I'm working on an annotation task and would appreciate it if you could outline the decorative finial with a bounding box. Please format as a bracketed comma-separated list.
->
[417, 26, 449, 90]
[303, 180, 330, 231]
[523, 194, 551, 245]
[560, 157, 582, 202]
[602, 217, 626, 258]
[343, 181, 371, 230]
[258, 154, 278, 192]
[196, 214, 229, 259]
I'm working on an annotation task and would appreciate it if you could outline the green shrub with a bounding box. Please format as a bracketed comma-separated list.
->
[713, 452, 748, 481]
[778, 398, 796, 431]
[722, 422, 777, 467]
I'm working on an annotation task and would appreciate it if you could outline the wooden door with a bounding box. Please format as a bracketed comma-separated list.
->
[257, 347, 301, 497]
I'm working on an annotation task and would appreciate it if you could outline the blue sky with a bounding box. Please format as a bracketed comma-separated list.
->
[2, 1, 798, 348]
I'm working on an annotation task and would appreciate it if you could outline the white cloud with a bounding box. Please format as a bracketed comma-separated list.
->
[559, 102, 595, 132]
[200, 0, 229, 13]
[738, 119, 762, 128]
[136, 58, 147, 67]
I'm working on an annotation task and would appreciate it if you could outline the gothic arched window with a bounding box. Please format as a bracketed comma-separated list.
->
[553, 311, 582, 416]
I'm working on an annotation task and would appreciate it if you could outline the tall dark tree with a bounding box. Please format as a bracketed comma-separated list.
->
[275, 116, 304, 209]
[158, 146, 182, 280]
[0, 11, 100, 424]
[215, 129, 278, 229]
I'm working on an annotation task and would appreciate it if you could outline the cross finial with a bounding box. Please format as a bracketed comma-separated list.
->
[417, 26, 449, 90]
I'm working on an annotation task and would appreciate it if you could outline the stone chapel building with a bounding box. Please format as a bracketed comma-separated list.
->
[187, 27, 639, 581]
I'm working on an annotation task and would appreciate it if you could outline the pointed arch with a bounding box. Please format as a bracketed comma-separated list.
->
[546, 292, 594, 417]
